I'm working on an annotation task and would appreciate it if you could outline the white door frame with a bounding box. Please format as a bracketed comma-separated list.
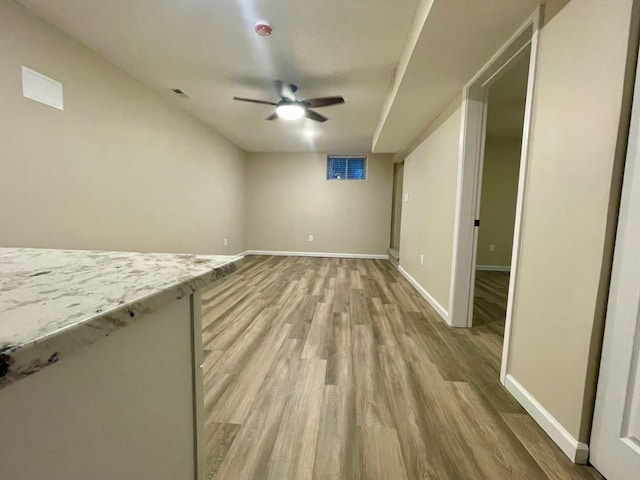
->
[447, 7, 542, 382]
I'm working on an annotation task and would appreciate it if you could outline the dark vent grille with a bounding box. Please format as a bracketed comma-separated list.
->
[171, 88, 189, 97]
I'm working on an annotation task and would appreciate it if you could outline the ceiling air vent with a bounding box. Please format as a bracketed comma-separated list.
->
[171, 88, 189, 98]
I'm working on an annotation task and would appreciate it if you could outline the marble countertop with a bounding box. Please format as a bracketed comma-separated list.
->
[0, 247, 243, 389]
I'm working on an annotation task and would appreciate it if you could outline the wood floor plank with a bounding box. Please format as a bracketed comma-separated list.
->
[367, 297, 398, 346]
[378, 345, 444, 479]
[213, 339, 302, 480]
[408, 360, 488, 479]
[209, 322, 291, 424]
[325, 312, 354, 386]
[473, 271, 510, 327]
[358, 425, 408, 480]
[387, 281, 421, 313]
[278, 287, 308, 323]
[313, 385, 359, 480]
[205, 422, 241, 480]
[349, 289, 370, 326]
[202, 288, 253, 327]
[333, 272, 350, 314]
[288, 294, 319, 340]
[446, 382, 548, 479]
[301, 302, 333, 359]
[203, 296, 264, 350]
[321, 276, 336, 304]
[267, 359, 327, 480]
[352, 325, 393, 428]
[213, 307, 280, 374]
[349, 269, 363, 290]
[203, 372, 235, 419]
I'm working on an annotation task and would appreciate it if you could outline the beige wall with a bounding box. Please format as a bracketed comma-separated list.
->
[399, 96, 462, 310]
[246, 152, 394, 255]
[507, 0, 637, 440]
[0, 0, 247, 255]
[476, 141, 520, 266]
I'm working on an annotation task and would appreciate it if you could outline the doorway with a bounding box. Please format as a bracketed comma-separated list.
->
[448, 8, 541, 388]
[472, 55, 529, 328]
[389, 161, 404, 266]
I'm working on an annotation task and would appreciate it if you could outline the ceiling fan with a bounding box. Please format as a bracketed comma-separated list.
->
[233, 81, 344, 122]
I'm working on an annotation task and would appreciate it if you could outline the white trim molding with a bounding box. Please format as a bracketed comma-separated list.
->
[244, 250, 389, 260]
[476, 265, 511, 272]
[397, 265, 450, 325]
[504, 374, 589, 464]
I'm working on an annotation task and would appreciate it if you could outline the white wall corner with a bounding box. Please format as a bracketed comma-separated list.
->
[244, 250, 389, 260]
[504, 374, 589, 464]
[397, 265, 451, 325]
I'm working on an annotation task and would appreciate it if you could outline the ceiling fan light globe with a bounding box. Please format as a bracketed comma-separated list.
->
[276, 103, 305, 120]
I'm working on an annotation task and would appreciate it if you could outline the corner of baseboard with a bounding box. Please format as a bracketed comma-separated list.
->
[397, 265, 450, 325]
[504, 374, 589, 464]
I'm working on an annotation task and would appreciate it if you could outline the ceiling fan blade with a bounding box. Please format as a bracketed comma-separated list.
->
[304, 96, 345, 108]
[305, 109, 328, 122]
[233, 97, 277, 106]
[266, 112, 279, 121]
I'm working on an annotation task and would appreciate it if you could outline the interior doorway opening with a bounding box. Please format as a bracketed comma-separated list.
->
[388, 161, 404, 267]
[448, 8, 542, 387]
[472, 54, 530, 329]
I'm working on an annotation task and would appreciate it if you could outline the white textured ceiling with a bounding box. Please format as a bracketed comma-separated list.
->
[17, 0, 419, 153]
[18, 0, 542, 154]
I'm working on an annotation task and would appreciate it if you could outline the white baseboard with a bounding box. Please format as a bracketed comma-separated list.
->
[397, 265, 450, 325]
[236, 250, 250, 257]
[476, 265, 511, 272]
[244, 250, 389, 260]
[504, 374, 589, 464]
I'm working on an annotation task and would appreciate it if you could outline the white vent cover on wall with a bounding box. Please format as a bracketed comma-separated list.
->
[21, 66, 63, 111]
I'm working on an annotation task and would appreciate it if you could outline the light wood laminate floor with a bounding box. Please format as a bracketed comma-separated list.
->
[200, 256, 603, 480]
[473, 270, 510, 327]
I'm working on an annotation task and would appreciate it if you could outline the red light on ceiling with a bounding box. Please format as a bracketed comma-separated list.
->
[254, 21, 273, 37]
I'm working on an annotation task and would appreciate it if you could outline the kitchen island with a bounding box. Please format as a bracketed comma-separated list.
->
[0, 247, 242, 480]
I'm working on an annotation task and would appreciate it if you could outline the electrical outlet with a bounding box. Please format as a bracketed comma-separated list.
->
[309, 234, 314, 242]
[404, 193, 410, 203]
[224, 238, 228, 246]
[420, 254, 424, 266]
[489, 244, 495, 252]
